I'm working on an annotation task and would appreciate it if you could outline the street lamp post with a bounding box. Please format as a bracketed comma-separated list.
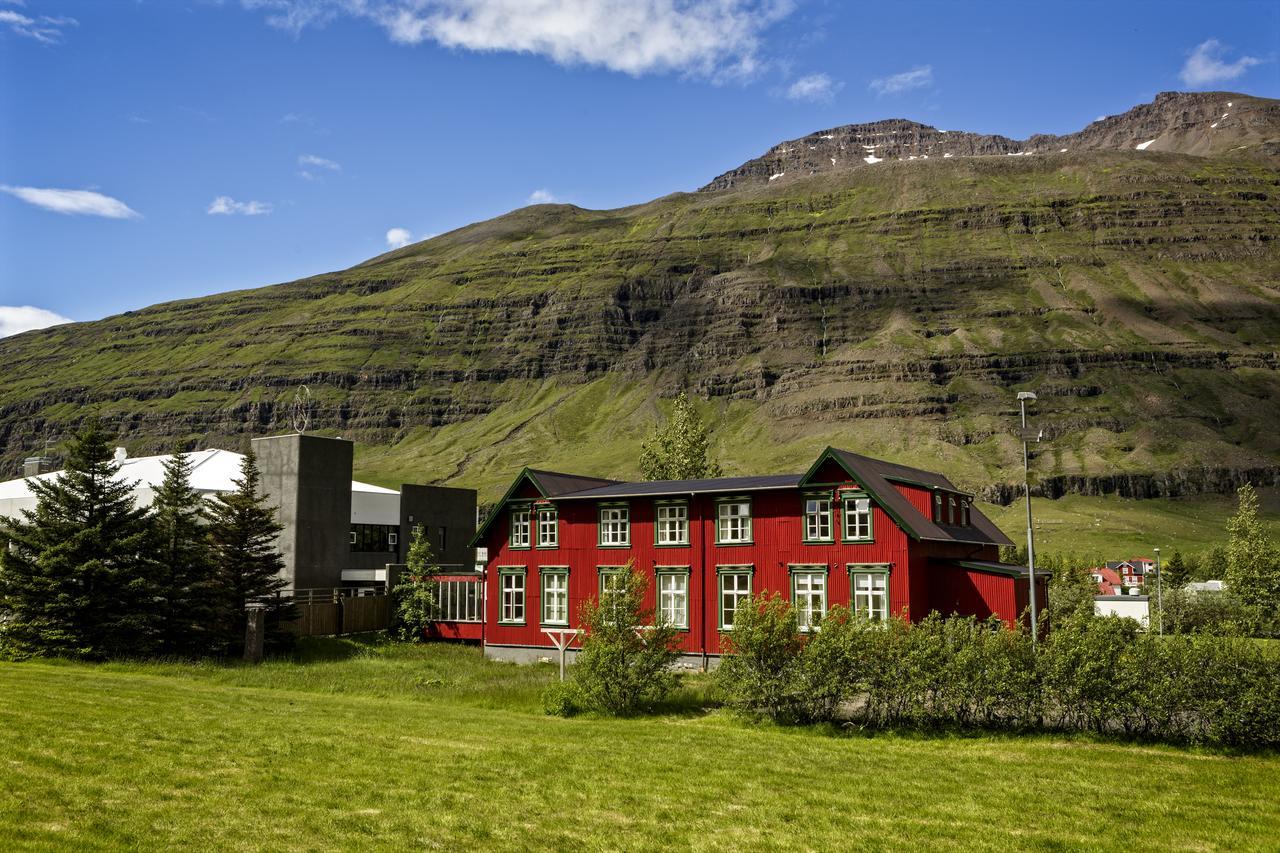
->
[1018, 391, 1039, 646]
[1153, 547, 1162, 636]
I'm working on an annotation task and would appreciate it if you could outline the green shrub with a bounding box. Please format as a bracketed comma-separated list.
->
[716, 593, 806, 722]
[541, 680, 580, 717]
[571, 562, 682, 716]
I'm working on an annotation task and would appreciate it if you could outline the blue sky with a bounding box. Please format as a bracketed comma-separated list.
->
[1, 0, 1277, 333]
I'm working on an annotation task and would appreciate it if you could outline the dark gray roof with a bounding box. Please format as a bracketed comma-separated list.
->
[555, 473, 801, 500]
[527, 469, 619, 497]
[946, 559, 1046, 578]
[826, 448, 1013, 548]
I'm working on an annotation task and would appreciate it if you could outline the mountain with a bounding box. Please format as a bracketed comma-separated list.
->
[704, 91, 1279, 190]
[2, 91, 1279, 515]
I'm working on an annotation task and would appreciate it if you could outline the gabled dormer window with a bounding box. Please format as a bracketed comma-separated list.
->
[803, 494, 833, 543]
[536, 506, 558, 548]
[509, 507, 531, 549]
[843, 495, 873, 542]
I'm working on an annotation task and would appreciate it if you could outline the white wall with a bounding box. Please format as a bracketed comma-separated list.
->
[1095, 596, 1150, 627]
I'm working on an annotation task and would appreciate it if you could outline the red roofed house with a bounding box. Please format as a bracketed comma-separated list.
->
[1091, 567, 1123, 595]
[463, 447, 1039, 665]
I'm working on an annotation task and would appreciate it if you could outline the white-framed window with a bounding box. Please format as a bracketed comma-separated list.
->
[960, 498, 971, 527]
[843, 496, 872, 541]
[537, 509, 558, 548]
[791, 567, 827, 630]
[598, 505, 630, 546]
[718, 569, 753, 629]
[499, 568, 526, 624]
[657, 570, 689, 629]
[598, 567, 628, 617]
[851, 569, 889, 622]
[656, 502, 689, 546]
[948, 495, 957, 526]
[933, 492, 944, 523]
[716, 500, 752, 544]
[510, 508, 531, 549]
[804, 496, 833, 542]
[540, 568, 568, 625]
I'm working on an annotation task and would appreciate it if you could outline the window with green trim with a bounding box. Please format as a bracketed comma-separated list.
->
[509, 508, 531, 549]
[718, 568, 752, 629]
[791, 567, 827, 630]
[850, 568, 889, 622]
[499, 568, 526, 624]
[540, 568, 568, 625]
[803, 495, 833, 542]
[843, 495, 873, 541]
[598, 566, 628, 618]
[716, 499, 752, 544]
[536, 508, 558, 548]
[598, 505, 630, 546]
[657, 569, 689, 629]
[655, 502, 689, 546]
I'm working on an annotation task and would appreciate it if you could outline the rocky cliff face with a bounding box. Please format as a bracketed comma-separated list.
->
[1, 95, 1278, 501]
[703, 91, 1279, 191]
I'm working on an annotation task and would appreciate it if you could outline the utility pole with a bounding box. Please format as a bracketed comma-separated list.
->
[1153, 547, 1163, 636]
[1018, 391, 1040, 646]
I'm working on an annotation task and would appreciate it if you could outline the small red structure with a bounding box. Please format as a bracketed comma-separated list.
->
[468, 447, 1038, 664]
[1091, 566, 1123, 595]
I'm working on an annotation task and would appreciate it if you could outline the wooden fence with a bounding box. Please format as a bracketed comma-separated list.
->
[284, 588, 391, 637]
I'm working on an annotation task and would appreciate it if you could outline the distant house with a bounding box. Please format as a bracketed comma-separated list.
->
[465, 446, 1042, 666]
[1104, 557, 1155, 588]
[1090, 566, 1123, 595]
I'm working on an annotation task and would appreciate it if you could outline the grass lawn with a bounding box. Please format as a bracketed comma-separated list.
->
[2, 638, 1278, 851]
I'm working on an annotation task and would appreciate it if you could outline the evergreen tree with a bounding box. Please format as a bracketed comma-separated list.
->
[150, 449, 218, 656]
[205, 451, 296, 654]
[638, 391, 723, 481]
[1163, 549, 1190, 588]
[392, 525, 441, 642]
[0, 422, 161, 659]
[1225, 483, 1280, 620]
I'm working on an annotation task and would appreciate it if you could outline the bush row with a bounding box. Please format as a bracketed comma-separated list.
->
[717, 595, 1280, 750]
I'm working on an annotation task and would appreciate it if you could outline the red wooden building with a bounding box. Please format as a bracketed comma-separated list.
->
[466, 447, 1037, 665]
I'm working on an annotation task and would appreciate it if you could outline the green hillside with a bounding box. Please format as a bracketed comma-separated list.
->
[2, 97, 1278, 554]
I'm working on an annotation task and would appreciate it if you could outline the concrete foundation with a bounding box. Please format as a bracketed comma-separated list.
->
[483, 643, 716, 671]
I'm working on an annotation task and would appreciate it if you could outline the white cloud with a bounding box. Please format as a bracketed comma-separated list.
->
[207, 196, 273, 215]
[298, 153, 341, 170]
[869, 65, 933, 96]
[386, 227, 413, 248]
[0, 7, 77, 44]
[527, 188, 559, 204]
[241, 0, 792, 78]
[1, 185, 140, 218]
[1179, 39, 1262, 87]
[0, 305, 73, 338]
[785, 72, 841, 103]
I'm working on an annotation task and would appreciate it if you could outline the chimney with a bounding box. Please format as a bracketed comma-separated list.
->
[23, 456, 55, 478]
[114, 447, 128, 463]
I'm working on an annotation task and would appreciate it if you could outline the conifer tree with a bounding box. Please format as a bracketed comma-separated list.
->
[639, 391, 723, 481]
[1225, 483, 1280, 620]
[1163, 549, 1190, 588]
[150, 448, 218, 656]
[205, 451, 296, 654]
[392, 524, 442, 642]
[0, 421, 161, 659]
